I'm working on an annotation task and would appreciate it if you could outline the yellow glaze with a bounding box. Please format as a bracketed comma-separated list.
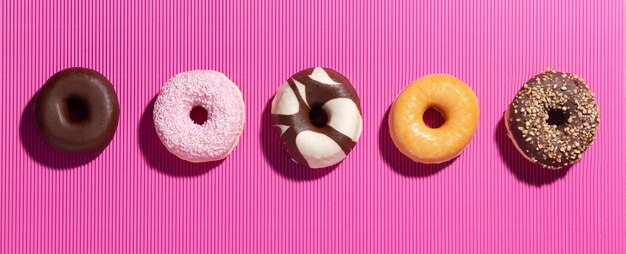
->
[389, 74, 479, 164]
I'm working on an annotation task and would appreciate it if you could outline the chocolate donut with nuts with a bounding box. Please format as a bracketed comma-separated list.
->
[505, 68, 600, 169]
[271, 67, 362, 168]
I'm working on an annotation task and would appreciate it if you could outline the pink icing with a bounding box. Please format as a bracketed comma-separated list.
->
[153, 70, 245, 162]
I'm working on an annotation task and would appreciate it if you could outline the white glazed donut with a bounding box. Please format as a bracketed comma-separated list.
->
[153, 70, 245, 162]
[271, 67, 362, 168]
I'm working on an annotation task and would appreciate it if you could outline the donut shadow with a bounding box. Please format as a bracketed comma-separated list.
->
[260, 100, 336, 181]
[378, 107, 455, 177]
[495, 116, 570, 186]
[19, 96, 100, 169]
[138, 96, 221, 177]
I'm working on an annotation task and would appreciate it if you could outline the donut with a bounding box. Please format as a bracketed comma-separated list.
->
[271, 67, 362, 168]
[389, 74, 479, 164]
[505, 68, 599, 169]
[35, 67, 119, 153]
[153, 70, 245, 162]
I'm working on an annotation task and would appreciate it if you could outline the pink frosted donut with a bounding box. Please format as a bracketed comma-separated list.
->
[153, 70, 245, 162]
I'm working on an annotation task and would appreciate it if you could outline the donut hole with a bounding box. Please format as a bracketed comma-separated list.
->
[547, 108, 569, 126]
[309, 106, 329, 128]
[189, 106, 209, 125]
[66, 96, 90, 123]
[423, 107, 445, 128]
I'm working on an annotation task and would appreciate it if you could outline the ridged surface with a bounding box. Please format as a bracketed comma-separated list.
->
[1, 0, 625, 253]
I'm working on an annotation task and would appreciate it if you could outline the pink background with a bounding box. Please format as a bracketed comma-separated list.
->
[2, 0, 625, 253]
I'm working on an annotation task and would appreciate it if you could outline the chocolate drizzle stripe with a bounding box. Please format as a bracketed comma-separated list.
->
[271, 67, 362, 168]
[287, 79, 308, 108]
[278, 126, 311, 168]
[273, 114, 297, 126]
[296, 74, 362, 113]
[318, 127, 357, 155]
[284, 78, 357, 154]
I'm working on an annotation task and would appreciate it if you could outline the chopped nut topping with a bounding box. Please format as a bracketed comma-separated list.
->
[507, 69, 599, 169]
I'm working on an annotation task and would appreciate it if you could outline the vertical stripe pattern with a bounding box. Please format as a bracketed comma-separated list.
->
[1, 0, 625, 253]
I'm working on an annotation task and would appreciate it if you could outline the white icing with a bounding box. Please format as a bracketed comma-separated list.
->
[308, 67, 341, 85]
[323, 98, 362, 142]
[293, 79, 309, 106]
[272, 67, 362, 169]
[271, 82, 299, 115]
[274, 124, 290, 135]
[295, 131, 346, 168]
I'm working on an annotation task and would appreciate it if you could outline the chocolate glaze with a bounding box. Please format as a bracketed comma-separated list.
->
[506, 69, 599, 169]
[272, 68, 361, 167]
[35, 67, 119, 153]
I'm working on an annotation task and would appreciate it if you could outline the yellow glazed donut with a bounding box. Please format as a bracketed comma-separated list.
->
[389, 74, 479, 164]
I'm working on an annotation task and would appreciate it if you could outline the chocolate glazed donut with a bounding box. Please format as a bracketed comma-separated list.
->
[505, 68, 600, 169]
[271, 67, 363, 168]
[35, 67, 120, 153]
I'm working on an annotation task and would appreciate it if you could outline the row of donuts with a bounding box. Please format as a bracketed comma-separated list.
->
[33, 67, 599, 170]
